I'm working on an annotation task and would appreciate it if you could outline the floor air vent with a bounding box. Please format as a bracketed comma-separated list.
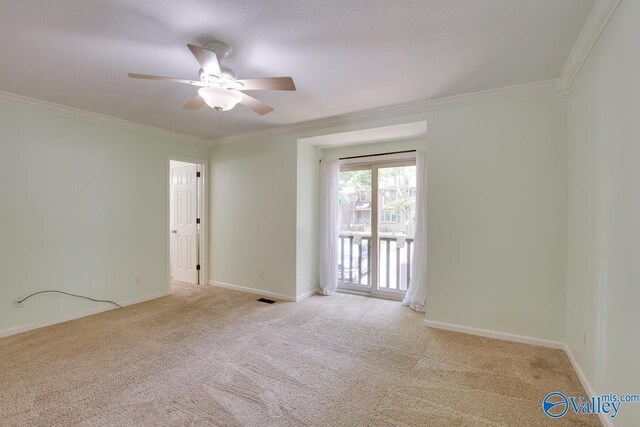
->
[257, 298, 276, 304]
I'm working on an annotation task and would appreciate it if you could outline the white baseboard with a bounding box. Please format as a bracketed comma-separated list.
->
[0, 291, 168, 339]
[208, 280, 297, 302]
[424, 319, 565, 349]
[296, 288, 319, 302]
[424, 319, 611, 424]
[564, 344, 612, 427]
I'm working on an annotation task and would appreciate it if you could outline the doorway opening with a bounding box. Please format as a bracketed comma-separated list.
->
[168, 157, 207, 288]
[337, 154, 417, 300]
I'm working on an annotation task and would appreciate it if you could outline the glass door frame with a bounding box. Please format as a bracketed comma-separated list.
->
[338, 155, 417, 301]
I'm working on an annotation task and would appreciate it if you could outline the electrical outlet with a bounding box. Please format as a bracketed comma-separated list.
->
[135, 275, 143, 286]
[259, 268, 265, 279]
[13, 297, 23, 309]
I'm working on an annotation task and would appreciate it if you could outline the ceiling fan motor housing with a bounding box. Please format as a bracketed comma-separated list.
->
[205, 41, 232, 59]
[199, 65, 237, 80]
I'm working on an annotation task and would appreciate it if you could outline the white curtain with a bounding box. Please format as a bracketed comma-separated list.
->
[319, 159, 340, 295]
[403, 150, 427, 312]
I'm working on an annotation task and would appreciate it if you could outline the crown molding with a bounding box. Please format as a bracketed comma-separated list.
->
[556, 0, 621, 92]
[211, 79, 557, 145]
[0, 77, 559, 149]
[0, 90, 210, 147]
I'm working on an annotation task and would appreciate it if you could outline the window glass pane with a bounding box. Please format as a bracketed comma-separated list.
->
[378, 165, 417, 292]
[338, 169, 372, 287]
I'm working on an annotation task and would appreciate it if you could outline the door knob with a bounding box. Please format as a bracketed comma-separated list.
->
[171, 230, 177, 234]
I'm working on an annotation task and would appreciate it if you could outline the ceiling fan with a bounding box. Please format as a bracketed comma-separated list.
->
[128, 41, 295, 116]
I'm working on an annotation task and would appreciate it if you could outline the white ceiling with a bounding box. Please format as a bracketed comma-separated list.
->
[0, 0, 594, 139]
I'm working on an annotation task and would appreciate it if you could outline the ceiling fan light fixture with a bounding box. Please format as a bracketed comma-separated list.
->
[198, 87, 241, 111]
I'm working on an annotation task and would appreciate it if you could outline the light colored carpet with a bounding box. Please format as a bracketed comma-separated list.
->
[0, 283, 599, 426]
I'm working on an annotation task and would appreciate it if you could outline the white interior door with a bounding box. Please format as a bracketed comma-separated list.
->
[171, 164, 198, 284]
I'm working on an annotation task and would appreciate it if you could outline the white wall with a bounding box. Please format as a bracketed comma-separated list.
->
[296, 142, 320, 298]
[425, 95, 568, 341]
[209, 137, 298, 298]
[0, 100, 210, 335]
[566, 1, 640, 425]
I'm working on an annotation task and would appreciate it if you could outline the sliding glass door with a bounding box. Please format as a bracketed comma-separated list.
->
[338, 159, 417, 299]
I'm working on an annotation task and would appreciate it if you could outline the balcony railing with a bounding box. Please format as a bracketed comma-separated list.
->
[338, 234, 372, 286]
[338, 234, 414, 292]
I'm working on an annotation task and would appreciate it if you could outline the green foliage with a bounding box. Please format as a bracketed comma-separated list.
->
[379, 166, 416, 235]
[339, 166, 416, 236]
[339, 170, 371, 205]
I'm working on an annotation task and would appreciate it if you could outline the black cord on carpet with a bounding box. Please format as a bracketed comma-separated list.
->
[17, 290, 122, 308]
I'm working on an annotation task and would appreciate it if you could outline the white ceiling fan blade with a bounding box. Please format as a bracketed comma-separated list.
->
[187, 44, 221, 76]
[236, 77, 296, 91]
[237, 92, 274, 115]
[182, 96, 205, 110]
[128, 73, 203, 86]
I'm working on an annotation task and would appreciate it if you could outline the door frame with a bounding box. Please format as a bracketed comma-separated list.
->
[338, 154, 416, 301]
[166, 154, 209, 291]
